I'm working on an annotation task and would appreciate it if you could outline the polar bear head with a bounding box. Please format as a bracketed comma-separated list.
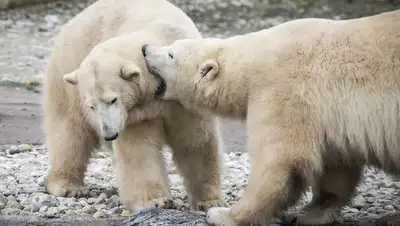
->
[63, 36, 164, 141]
[142, 38, 247, 118]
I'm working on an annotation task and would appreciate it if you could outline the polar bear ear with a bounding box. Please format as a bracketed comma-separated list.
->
[199, 59, 219, 80]
[120, 64, 141, 80]
[63, 70, 79, 85]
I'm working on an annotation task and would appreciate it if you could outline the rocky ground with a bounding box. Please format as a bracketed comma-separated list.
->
[1, 0, 400, 225]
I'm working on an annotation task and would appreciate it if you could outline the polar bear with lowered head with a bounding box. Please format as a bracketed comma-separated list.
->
[42, 0, 226, 212]
[142, 9, 400, 226]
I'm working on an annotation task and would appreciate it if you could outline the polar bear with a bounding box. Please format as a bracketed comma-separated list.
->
[142, 9, 400, 226]
[41, 0, 226, 212]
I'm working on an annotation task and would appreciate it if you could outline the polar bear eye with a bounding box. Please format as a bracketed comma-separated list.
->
[168, 52, 174, 59]
[89, 106, 95, 110]
[108, 98, 117, 105]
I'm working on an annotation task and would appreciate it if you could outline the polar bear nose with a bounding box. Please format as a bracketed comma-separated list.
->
[104, 133, 119, 141]
[141, 44, 148, 57]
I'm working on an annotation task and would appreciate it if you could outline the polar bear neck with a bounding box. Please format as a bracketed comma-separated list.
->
[196, 54, 250, 120]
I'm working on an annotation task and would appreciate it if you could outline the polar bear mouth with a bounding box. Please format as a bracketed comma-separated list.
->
[155, 77, 166, 97]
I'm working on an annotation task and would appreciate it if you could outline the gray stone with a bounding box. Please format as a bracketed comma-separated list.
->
[93, 210, 107, 218]
[95, 192, 108, 204]
[0, 194, 8, 204]
[39, 206, 48, 213]
[82, 206, 97, 214]
[46, 206, 60, 216]
[88, 198, 97, 204]
[66, 201, 81, 208]
[1, 208, 22, 215]
[107, 195, 121, 208]
[111, 207, 123, 215]
[78, 200, 88, 207]
[40, 195, 59, 207]
[6, 200, 24, 210]
[120, 210, 132, 217]
[0, 201, 6, 209]
[385, 205, 395, 211]
[28, 203, 40, 213]
[7, 144, 32, 154]
[89, 191, 98, 197]
[351, 201, 365, 210]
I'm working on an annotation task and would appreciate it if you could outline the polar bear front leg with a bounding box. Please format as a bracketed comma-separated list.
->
[164, 107, 226, 212]
[206, 119, 315, 226]
[113, 119, 172, 212]
[44, 114, 99, 198]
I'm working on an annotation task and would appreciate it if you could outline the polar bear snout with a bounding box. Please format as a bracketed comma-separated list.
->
[104, 132, 119, 141]
[141, 44, 148, 57]
[102, 124, 120, 141]
[142, 44, 160, 75]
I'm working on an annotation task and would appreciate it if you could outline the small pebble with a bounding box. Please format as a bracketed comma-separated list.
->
[89, 191, 98, 197]
[95, 192, 108, 204]
[111, 206, 123, 215]
[8, 144, 32, 154]
[67, 202, 81, 208]
[352, 201, 365, 210]
[93, 210, 107, 218]
[18, 144, 32, 152]
[29, 204, 40, 213]
[88, 198, 97, 205]
[79, 200, 88, 207]
[173, 199, 184, 208]
[6, 200, 24, 210]
[1, 208, 22, 215]
[107, 195, 120, 208]
[346, 208, 359, 213]
[82, 206, 97, 214]
[46, 207, 60, 216]
[120, 209, 132, 217]
[385, 205, 395, 211]
[65, 209, 75, 215]
[0, 194, 7, 204]
[39, 206, 49, 213]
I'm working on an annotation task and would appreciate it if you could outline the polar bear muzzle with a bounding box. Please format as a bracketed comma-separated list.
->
[104, 133, 119, 141]
[155, 78, 166, 97]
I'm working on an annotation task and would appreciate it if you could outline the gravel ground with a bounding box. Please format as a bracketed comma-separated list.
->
[0, 144, 250, 220]
[1, 0, 400, 224]
[1, 144, 400, 223]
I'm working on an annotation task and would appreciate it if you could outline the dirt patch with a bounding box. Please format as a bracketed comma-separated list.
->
[0, 87, 43, 145]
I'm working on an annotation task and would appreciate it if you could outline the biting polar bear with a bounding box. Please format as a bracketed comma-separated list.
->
[41, 0, 226, 212]
[142, 9, 400, 226]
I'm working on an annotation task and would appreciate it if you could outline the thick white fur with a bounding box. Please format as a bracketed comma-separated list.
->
[143, 10, 400, 225]
[42, 0, 226, 212]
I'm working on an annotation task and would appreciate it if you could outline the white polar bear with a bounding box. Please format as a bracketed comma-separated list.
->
[142, 9, 400, 226]
[42, 0, 226, 212]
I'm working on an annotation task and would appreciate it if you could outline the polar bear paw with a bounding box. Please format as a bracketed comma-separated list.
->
[44, 176, 88, 198]
[129, 196, 175, 212]
[206, 207, 238, 226]
[197, 199, 228, 211]
[151, 197, 175, 209]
